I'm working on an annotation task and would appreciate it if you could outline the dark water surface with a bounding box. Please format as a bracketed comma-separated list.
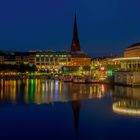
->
[0, 79, 140, 140]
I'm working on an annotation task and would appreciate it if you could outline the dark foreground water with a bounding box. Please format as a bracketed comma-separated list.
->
[0, 79, 140, 140]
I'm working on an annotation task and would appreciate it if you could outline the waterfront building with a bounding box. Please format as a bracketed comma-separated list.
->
[113, 43, 140, 86]
[35, 50, 71, 72]
[34, 14, 91, 73]
[35, 50, 91, 72]
[0, 51, 35, 65]
[124, 43, 140, 58]
[91, 57, 119, 69]
[0, 15, 91, 74]
[115, 43, 140, 71]
[90, 57, 120, 81]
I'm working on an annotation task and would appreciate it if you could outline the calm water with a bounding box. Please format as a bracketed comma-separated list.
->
[0, 79, 140, 140]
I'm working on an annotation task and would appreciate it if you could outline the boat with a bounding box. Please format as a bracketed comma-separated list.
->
[85, 77, 100, 83]
[63, 75, 72, 82]
[72, 76, 86, 83]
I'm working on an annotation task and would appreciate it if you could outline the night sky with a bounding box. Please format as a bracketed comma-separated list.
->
[0, 0, 140, 56]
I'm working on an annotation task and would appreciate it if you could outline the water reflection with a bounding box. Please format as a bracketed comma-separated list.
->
[0, 79, 106, 104]
[0, 78, 107, 135]
[112, 86, 140, 116]
[71, 100, 81, 136]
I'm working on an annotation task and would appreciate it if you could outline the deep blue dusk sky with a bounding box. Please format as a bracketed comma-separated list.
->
[0, 0, 140, 56]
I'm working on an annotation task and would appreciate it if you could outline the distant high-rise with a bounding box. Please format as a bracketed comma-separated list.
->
[71, 14, 81, 52]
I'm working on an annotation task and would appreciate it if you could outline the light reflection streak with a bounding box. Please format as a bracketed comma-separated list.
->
[113, 101, 140, 116]
[0, 79, 105, 105]
[112, 86, 140, 117]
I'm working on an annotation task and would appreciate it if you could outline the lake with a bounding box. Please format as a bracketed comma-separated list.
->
[0, 79, 140, 140]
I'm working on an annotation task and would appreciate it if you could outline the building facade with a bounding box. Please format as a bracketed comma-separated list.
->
[0, 51, 35, 65]
[114, 43, 140, 86]
[124, 43, 140, 58]
[35, 51, 91, 72]
[0, 15, 91, 73]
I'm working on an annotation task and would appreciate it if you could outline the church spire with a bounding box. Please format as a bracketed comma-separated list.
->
[71, 14, 81, 52]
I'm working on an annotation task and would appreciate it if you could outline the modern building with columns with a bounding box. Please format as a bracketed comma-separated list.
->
[113, 43, 140, 86]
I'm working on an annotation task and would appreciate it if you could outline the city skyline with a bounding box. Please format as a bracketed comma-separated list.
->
[0, 0, 140, 56]
[1, 1, 140, 140]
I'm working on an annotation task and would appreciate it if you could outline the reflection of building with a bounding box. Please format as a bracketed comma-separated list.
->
[71, 100, 81, 136]
[113, 43, 140, 86]
[113, 100, 140, 116]
[113, 86, 140, 100]
[0, 79, 104, 104]
[112, 86, 140, 116]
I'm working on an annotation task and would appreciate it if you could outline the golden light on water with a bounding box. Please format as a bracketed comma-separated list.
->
[113, 102, 140, 116]
[0, 79, 105, 105]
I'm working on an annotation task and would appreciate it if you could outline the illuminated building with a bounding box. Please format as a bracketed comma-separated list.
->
[34, 15, 91, 72]
[35, 50, 71, 72]
[91, 57, 119, 70]
[113, 58, 140, 86]
[113, 43, 140, 86]
[0, 51, 35, 65]
[0, 15, 91, 73]
[124, 43, 140, 58]
[90, 57, 119, 81]
[114, 43, 140, 71]
[0, 50, 90, 73]
[35, 50, 91, 72]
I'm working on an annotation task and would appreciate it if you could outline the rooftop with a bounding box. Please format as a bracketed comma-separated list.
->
[127, 43, 140, 49]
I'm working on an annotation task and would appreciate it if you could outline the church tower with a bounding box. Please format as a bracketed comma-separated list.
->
[71, 14, 81, 52]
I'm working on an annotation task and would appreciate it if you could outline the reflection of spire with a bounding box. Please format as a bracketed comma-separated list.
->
[71, 13, 81, 52]
[71, 100, 81, 137]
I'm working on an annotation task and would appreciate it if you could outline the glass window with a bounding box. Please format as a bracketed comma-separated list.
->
[36, 58, 39, 62]
[41, 57, 44, 63]
[46, 58, 49, 62]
